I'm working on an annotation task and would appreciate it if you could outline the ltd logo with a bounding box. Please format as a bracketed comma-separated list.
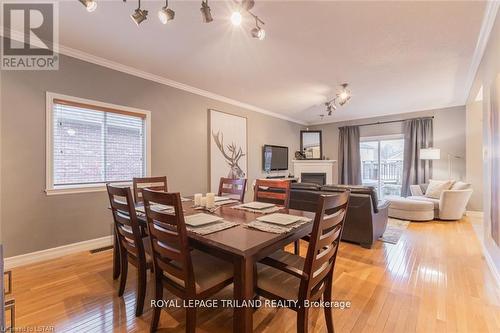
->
[1, 1, 59, 70]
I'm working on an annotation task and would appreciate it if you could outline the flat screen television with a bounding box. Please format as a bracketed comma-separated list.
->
[263, 145, 288, 171]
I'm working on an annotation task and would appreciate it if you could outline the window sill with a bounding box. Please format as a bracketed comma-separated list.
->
[45, 183, 131, 196]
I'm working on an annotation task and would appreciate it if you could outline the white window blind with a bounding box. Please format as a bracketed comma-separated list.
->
[52, 100, 146, 187]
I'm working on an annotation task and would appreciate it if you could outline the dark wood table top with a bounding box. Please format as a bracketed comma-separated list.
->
[137, 201, 315, 258]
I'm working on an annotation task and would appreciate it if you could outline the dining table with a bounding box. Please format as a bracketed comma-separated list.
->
[112, 198, 315, 333]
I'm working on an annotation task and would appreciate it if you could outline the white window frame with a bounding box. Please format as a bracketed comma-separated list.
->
[45, 92, 151, 195]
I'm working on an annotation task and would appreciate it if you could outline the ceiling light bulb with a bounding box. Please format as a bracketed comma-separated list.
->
[231, 11, 242, 26]
[200, 0, 213, 23]
[158, 6, 175, 24]
[131, 8, 148, 25]
[339, 91, 348, 100]
[79, 0, 97, 12]
[251, 27, 265, 40]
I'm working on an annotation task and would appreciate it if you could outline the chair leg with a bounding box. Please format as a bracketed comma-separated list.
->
[113, 234, 120, 280]
[324, 278, 335, 333]
[135, 263, 147, 316]
[294, 240, 300, 255]
[297, 307, 309, 333]
[150, 274, 163, 333]
[118, 251, 128, 297]
[186, 307, 197, 333]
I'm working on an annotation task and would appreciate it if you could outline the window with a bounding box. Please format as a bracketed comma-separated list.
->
[360, 135, 404, 199]
[46, 93, 151, 195]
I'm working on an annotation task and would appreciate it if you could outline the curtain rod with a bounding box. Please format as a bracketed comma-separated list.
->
[355, 116, 434, 128]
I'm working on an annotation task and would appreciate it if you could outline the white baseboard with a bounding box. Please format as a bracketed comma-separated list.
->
[483, 244, 500, 288]
[467, 210, 500, 288]
[4, 235, 113, 270]
[466, 210, 484, 218]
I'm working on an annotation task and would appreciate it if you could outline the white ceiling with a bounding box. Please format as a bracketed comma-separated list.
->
[57, 0, 487, 124]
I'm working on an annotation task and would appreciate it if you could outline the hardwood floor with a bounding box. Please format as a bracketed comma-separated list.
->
[9, 216, 500, 332]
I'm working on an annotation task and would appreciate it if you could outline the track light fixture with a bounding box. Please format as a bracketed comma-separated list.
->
[79, 0, 267, 40]
[79, 0, 97, 12]
[240, 0, 255, 11]
[200, 0, 213, 23]
[131, 0, 148, 25]
[158, 0, 175, 24]
[323, 83, 352, 117]
[231, 10, 243, 26]
[337, 83, 352, 106]
[250, 16, 265, 40]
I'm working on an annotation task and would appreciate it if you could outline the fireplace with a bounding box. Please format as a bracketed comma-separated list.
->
[301, 173, 327, 186]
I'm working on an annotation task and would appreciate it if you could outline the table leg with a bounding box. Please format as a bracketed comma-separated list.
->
[112, 231, 120, 280]
[233, 256, 255, 333]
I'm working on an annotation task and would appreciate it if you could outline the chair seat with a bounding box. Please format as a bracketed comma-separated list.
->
[164, 250, 233, 294]
[256, 250, 304, 301]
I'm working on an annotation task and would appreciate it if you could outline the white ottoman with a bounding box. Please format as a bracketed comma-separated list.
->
[386, 196, 434, 221]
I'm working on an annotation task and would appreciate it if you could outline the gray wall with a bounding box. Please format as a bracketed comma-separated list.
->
[467, 11, 500, 275]
[0, 54, 301, 257]
[311, 106, 466, 184]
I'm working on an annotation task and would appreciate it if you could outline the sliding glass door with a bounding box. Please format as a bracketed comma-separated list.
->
[360, 136, 404, 199]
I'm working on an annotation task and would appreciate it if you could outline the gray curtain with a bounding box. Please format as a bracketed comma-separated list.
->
[338, 126, 362, 185]
[401, 118, 433, 197]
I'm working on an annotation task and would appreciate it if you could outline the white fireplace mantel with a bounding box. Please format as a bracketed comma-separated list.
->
[292, 160, 337, 184]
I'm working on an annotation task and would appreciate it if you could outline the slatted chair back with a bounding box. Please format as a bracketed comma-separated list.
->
[133, 176, 168, 203]
[142, 189, 195, 297]
[107, 184, 146, 266]
[218, 177, 247, 202]
[299, 191, 350, 302]
[253, 179, 290, 208]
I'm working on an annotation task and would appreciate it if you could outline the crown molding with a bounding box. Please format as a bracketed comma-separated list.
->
[464, 0, 500, 102]
[306, 104, 465, 126]
[0, 28, 306, 125]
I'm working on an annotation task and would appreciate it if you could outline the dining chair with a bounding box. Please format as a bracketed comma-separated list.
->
[253, 179, 291, 207]
[133, 176, 168, 203]
[255, 191, 350, 333]
[218, 177, 247, 202]
[106, 184, 152, 317]
[142, 189, 234, 333]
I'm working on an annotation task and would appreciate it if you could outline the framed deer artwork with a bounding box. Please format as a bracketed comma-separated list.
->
[209, 109, 248, 193]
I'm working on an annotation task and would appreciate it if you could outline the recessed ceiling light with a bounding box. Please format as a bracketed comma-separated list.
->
[79, 0, 97, 12]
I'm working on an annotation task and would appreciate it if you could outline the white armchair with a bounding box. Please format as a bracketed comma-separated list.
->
[439, 189, 473, 220]
[408, 183, 473, 220]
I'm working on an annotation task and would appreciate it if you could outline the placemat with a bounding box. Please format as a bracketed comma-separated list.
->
[187, 220, 239, 235]
[231, 204, 282, 214]
[245, 217, 312, 234]
[215, 199, 240, 206]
